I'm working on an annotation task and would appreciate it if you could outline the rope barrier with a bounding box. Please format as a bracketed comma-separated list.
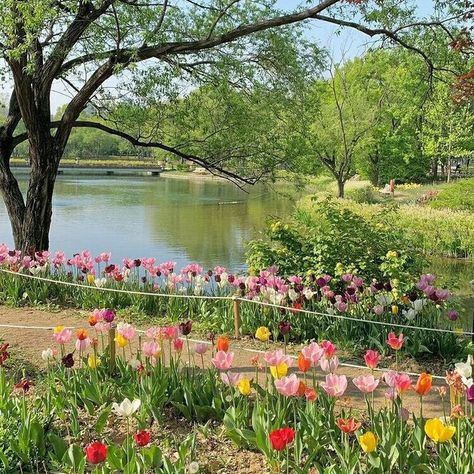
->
[0, 324, 448, 380]
[0, 267, 472, 337]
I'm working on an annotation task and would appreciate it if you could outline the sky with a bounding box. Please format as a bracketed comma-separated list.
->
[2, 0, 437, 113]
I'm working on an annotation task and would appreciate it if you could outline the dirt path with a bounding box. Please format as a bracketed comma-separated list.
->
[0, 305, 449, 418]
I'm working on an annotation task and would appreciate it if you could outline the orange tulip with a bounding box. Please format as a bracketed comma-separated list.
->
[216, 336, 229, 352]
[298, 353, 311, 372]
[297, 381, 306, 397]
[414, 372, 432, 396]
[76, 328, 88, 341]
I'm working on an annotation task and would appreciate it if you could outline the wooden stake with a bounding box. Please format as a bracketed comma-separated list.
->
[109, 325, 116, 372]
[233, 298, 241, 339]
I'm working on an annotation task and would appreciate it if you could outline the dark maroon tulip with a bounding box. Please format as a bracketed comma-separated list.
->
[447, 310, 459, 321]
[207, 270, 213, 277]
[134, 259, 141, 267]
[62, 353, 74, 368]
[14, 379, 31, 392]
[141, 276, 147, 283]
[346, 286, 356, 296]
[384, 282, 392, 292]
[228, 274, 235, 284]
[278, 321, 291, 335]
[316, 277, 327, 288]
[467, 385, 474, 404]
[179, 320, 192, 336]
[373, 282, 384, 291]
[215, 275, 221, 283]
[408, 291, 418, 302]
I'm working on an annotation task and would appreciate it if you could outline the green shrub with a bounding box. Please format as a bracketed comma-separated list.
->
[346, 185, 379, 204]
[429, 178, 474, 211]
[246, 197, 422, 284]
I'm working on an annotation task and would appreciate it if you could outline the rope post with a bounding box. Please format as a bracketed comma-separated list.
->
[109, 324, 116, 372]
[233, 297, 241, 339]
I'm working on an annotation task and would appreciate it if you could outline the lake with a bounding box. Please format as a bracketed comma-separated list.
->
[0, 174, 294, 271]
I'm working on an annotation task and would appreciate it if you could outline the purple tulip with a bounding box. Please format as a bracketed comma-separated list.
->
[278, 321, 291, 335]
[102, 309, 116, 323]
[179, 320, 192, 336]
[447, 310, 459, 321]
[467, 384, 474, 404]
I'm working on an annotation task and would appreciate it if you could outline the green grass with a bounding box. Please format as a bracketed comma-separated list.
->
[429, 178, 474, 211]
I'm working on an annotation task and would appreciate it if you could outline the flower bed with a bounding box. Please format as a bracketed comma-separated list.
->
[0, 310, 473, 473]
[0, 245, 470, 360]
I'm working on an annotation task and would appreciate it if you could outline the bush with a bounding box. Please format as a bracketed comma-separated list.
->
[346, 185, 379, 204]
[246, 197, 422, 285]
[429, 178, 474, 211]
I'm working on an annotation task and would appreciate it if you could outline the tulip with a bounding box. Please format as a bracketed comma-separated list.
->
[394, 373, 412, 394]
[237, 378, 251, 396]
[14, 379, 31, 392]
[194, 342, 209, 355]
[62, 353, 74, 368]
[173, 338, 184, 352]
[278, 321, 291, 335]
[274, 373, 300, 397]
[112, 398, 141, 417]
[364, 350, 380, 370]
[424, 418, 456, 443]
[321, 340, 336, 358]
[269, 427, 295, 451]
[297, 353, 311, 372]
[387, 332, 404, 350]
[270, 363, 288, 379]
[134, 431, 151, 447]
[212, 351, 234, 370]
[179, 320, 192, 336]
[337, 418, 361, 434]
[415, 372, 432, 396]
[216, 336, 230, 352]
[85, 441, 107, 464]
[321, 374, 347, 397]
[304, 387, 317, 401]
[255, 326, 271, 342]
[114, 334, 128, 348]
[88, 354, 100, 368]
[54, 328, 72, 345]
[142, 341, 160, 358]
[319, 356, 339, 373]
[359, 432, 377, 453]
[263, 349, 292, 368]
[221, 372, 244, 386]
[466, 384, 474, 404]
[117, 322, 136, 341]
[352, 375, 380, 394]
[301, 342, 324, 365]
[101, 309, 115, 323]
[41, 348, 55, 361]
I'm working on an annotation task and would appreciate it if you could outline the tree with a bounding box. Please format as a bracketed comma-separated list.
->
[0, 0, 470, 251]
[306, 57, 384, 197]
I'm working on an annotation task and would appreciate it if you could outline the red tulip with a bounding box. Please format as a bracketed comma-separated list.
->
[134, 430, 152, 447]
[337, 417, 361, 434]
[269, 427, 295, 451]
[85, 441, 107, 464]
[216, 336, 230, 352]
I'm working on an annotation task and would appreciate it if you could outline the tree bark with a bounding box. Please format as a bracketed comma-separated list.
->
[337, 178, 345, 198]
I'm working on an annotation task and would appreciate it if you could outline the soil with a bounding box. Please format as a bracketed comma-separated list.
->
[0, 305, 451, 420]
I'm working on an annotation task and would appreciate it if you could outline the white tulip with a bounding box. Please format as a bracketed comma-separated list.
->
[94, 278, 107, 288]
[41, 348, 54, 361]
[454, 361, 472, 380]
[128, 358, 141, 370]
[188, 461, 200, 474]
[112, 398, 141, 417]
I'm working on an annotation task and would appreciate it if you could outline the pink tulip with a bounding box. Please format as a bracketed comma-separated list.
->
[145, 326, 161, 339]
[352, 375, 380, 394]
[221, 372, 244, 386]
[387, 332, 404, 350]
[384, 370, 398, 388]
[321, 374, 348, 397]
[212, 351, 234, 370]
[321, 340, 336, 358]
[319, 356, 339, 373]
[385, 388, 397, 400]
[263, 349, 292, 368]
[274, 373, 300, 397]
[95, 322, 111, 333]
[163, 326, 179, 340]
[54, 328, 72, 345]
[301, 342, 324, 366]
[75, 338, 90, 351]
[117, 323, 136, 341]
[394, 373, 412, 393]
[143, 341, 160, 358]
[194, 343, 209, 355]
[173, 338, 184, 352]
[364, 350, 380, 369]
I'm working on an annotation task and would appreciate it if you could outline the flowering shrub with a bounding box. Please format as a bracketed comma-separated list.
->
[0, 315, 473, 473]
[0, 244, 468, 359]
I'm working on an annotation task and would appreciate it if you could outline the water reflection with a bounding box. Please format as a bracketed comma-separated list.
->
[0, 175, 293, 270]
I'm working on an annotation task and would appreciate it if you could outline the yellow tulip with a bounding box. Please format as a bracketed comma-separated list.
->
[359, 432, 377, 453]
[88, 354, 100, 369]
[237, 378, 251, 396]
[424, 418, 456, 443]
[270, 363, 288, 379]
[255, 326, 271, 342]
[115, 334, 128, 348]
[391, 305, 399, 315]
[86, 274, 95, 285]
[54, 325, 64, 333]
